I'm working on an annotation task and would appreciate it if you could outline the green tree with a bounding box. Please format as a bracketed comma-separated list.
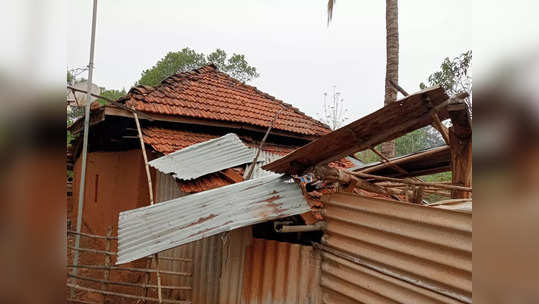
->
[420, 50, 472, 112]
[137, 48, 259, 86]
[98, 88, 127, 105]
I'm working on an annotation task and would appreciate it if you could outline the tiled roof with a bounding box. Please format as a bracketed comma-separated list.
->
[123, 64, 331, 136]
[178, 168, 244, 194]
[143, 127, 297, 156]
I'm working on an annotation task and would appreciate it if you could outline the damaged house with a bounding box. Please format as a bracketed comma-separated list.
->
[68, 64, 353, 303]
[67, 65, 472, 304]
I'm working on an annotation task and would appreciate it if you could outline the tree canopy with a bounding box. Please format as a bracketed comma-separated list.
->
[137, 48, 259, 86]
[420, 50, 472, 111]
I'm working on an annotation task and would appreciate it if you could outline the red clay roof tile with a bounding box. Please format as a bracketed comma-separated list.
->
[123, 64, 330, 136]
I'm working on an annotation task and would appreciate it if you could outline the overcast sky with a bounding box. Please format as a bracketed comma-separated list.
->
[67, 0, 472, 121]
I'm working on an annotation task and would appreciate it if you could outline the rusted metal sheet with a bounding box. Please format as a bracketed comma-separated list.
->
[262, 86, 449, 175]
[117, 174, 311, 264]
[321, 192, 472, 304]
[218, 227, 253, 304]
[240, 239, 321, 304]
[148, 133, 256, 180]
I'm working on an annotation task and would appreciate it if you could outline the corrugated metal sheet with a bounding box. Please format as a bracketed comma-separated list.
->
[117, 174, 311, 264]
[155, 171, 193, 301]
[218, 227, 253, 304]
[243, 149, 283, 179]
[148, 133, 256, 180]
[155, 171, 224, 304]
[320, 192, 472, 304]
[240, 239, 321, 304]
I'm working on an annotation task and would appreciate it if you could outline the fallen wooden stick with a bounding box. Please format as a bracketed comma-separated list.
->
[67, 273, 191, 290]
[348, 171, 472, 192]
[67, 264, 191, 276]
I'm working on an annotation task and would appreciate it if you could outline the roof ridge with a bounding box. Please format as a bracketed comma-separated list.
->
[210, 69, 330, 130]
[124, 65, 331, 136]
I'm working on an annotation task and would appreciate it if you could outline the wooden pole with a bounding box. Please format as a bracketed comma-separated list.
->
[359, 145, 450, 175]
[67, 284, 189, 304]
[68, 273, 191, 290]
[67, 264, 191, 276]
[132, 111, 162, 303]
[448, 102, 472, 199]
[245, 108, 284, 180]
[369, 146, 409, 175]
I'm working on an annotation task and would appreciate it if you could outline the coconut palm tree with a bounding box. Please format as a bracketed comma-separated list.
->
[328, 0, 399, 158]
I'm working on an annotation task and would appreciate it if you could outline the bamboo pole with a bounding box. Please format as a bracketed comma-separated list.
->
[66, 284, 190, 304]
[67, 245, 190, 262]
[101, 227, 113, 303]
[67, 274, 191, 290]
[245, 108, 284, 180]
[142, 255, 153, 302]
[68, 246, 115, 256]
[131, 110, 162, 303]
[67, 230, 118, 240]
[348, 171, 472, 192]
[67, 264, 191, 276]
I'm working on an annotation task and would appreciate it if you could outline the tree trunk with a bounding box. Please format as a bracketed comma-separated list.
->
[381, 0, 399, 158]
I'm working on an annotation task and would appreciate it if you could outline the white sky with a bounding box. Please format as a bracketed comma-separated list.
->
[67, 0, 473, 121]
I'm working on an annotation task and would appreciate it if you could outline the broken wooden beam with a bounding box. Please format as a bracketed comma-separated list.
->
[263, 87, 450, 175]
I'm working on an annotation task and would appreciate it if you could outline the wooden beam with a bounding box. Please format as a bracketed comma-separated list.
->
[263, 87, 450, 174]
[358, 145, 450, 176]
[448, 102, 472, 199]
[104, 106, 319, 142]
[369, 147, 409, 175]
[431, 112, 451, 145]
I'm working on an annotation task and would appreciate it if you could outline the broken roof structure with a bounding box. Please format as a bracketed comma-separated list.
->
[263, 86, 450, 174]
[68, 61, 472, 303]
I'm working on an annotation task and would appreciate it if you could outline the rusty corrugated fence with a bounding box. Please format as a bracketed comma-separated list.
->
[240, 238, 321, 304]
[320, 192, 472, 304]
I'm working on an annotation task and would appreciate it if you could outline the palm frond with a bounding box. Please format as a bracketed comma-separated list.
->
[327, 0, 336, 25]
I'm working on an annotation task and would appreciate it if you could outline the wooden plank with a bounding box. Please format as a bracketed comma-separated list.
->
[262, 87, 449, 175]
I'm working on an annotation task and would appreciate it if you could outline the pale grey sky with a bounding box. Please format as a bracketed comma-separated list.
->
[67, 0, 472, 121]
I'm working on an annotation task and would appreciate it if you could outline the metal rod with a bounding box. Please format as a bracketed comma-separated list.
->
[72, 0, 98, 294]
[67, 85, 153, 121]
[274, 221, 327, 233]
